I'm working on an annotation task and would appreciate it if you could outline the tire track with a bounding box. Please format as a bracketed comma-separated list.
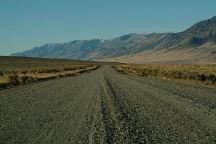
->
[99, 81, 129, 144]
[105, 77, 160, 143]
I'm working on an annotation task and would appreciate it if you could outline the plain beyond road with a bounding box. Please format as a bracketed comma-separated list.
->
[1, 65, 216, 143]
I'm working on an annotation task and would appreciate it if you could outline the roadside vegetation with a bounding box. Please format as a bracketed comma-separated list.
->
[0, 56, 99, 89]
[114, 64, 216, 85]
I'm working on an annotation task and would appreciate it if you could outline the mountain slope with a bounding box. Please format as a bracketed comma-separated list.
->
[12, 16, 216, 63]
[12, 39, 102, 59]
[105, 16, 216, 63]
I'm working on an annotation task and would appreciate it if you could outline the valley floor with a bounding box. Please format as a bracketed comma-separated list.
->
[1, 66, 216, 143]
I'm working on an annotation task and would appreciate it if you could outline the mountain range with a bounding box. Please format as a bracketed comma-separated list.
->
[12, 16, 216, 64]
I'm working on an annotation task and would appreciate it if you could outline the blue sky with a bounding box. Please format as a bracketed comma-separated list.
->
[0, 0, 216, 55]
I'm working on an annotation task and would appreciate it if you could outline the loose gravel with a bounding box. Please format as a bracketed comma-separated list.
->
[1, 65, 216, 143]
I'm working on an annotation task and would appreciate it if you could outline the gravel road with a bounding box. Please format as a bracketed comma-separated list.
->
[1, 65, 216, 144]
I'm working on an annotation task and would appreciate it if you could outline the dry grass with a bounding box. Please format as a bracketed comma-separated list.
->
[114, 64, 216, 85]
[0, 57, 99, 87]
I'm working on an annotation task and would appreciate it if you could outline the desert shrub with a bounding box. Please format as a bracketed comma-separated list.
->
[30, 69, 37, 73]
[0, 70, 3, 76]
[171, 71, 182, 79]
[58, 74, 64, 77]
[180, 72, 189, 80]
[46, 68, 60, 73]
[21, 70, 28, 74]
[9, 74, 19, 85]
[187, 73, 194, 80]
[206, 74, 216, 84]
[20, 75, 28, 84]
[141, 71, 148, 77]
[20, 75, 34, 84]
[197, 74, 206, 82]
[63, 67, 76, 71]
[151, 69, 159, 77]
[162, 71, 169, 78]
[37, 68, 60, 73]
[8, 70, 18, 74]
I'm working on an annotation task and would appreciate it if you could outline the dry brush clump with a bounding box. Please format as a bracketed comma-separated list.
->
[0, 70, 3, 76]
[19, 75, 35, 84]
[114, 64, 216, 85]
[8, 74, 19, 85]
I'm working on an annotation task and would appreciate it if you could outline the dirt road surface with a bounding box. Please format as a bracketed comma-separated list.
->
[1, 66, 216, 143]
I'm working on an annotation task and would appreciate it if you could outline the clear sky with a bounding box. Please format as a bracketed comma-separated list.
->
[0, 0, 216, 55]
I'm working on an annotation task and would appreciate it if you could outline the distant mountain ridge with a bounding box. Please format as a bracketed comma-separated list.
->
[12, 16, 216, 64]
